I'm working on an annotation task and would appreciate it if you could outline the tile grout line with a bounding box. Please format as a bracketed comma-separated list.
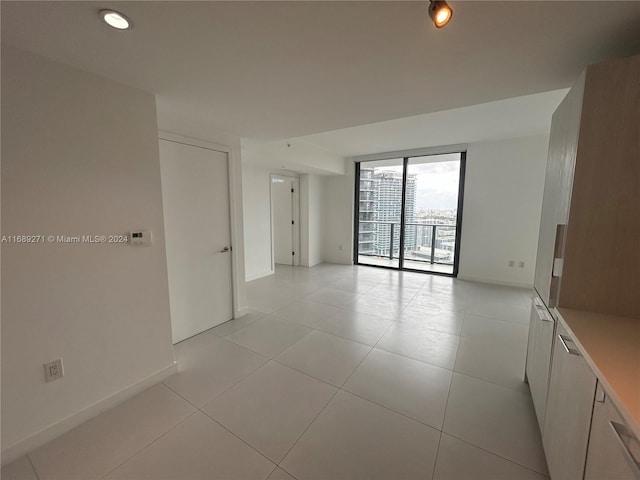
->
[98, 410, 200, 479]
[198, 409, 280, 470]
[442, 431, 550, 478]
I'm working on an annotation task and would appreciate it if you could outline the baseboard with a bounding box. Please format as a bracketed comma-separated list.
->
[456, 274, 533, 289]
[245, 269, 274, 282]
[1, 362, 178, 466]
[234, 306, 250, 318]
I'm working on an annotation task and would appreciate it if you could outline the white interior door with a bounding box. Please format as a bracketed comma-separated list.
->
[271, 175, 299, 266]
[159, 139, 233, 344]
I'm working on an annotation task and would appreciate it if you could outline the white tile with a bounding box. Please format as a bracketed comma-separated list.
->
[1, 456, 38, 480]
[267, 467, 297, 480]
[346, 295, 406, 319]
[203, 361, 336, 463]
[279, 280, 326, 298]
[434, 434, 549, 480]
[367, 283, 421, 302]
[276, 331, 370, 386]
[224, 316, 312, 358]
[246, 285, 295, 314]
[467, 284, 531, 308]
[409, 292, 468, 313]
[104, 412, 275, 480]
[344, 348, 452, 429]
[330, 277, 378, 294]
[379, 272, 428, 290]
[465, 299, 530, 324]
[272, 300, 341, 328]
[443, 373, 548, 475]
[208, 309, 266, 337]
[29, 384, 195, 480]
[461, 313, 529, 349]
[377, 322, 460, 369]
[454, 337, 528, 393]
[281, 391, 440, 480]
[316, 310, 392, 346]
[305, 287, 361, 307]
[163, 334, 267, 406]
[397, 306, 466, 335]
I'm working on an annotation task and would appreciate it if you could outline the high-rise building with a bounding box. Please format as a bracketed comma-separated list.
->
[357, 168, 377, 255]
[358, 168, 416, 258]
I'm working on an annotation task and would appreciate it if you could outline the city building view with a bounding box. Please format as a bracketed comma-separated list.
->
[357, 157, 461, 273]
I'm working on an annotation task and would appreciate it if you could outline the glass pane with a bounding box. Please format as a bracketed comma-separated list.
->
[402, 154, 461, 274]
[357, 158, 404, 269]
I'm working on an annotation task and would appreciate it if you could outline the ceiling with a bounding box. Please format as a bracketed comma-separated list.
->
[298, 88, 568, 158]
[3, 1, 640, 144]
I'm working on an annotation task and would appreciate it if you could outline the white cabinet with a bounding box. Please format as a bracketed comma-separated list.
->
[525, 296, 555, 429]
[585, 384, 640, 480]
[542, 322, 597, 480]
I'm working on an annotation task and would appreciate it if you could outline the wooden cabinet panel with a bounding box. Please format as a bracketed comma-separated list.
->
[559, 55, 640, 318]
[585, 384, 640, 480]
[543, 322, 597, 480]
[533, 73, 584, 308]
[525, 297, 556, 430]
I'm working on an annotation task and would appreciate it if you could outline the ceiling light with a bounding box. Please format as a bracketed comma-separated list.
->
[99, 9, 132, 30]
[429, 1, 453, 29]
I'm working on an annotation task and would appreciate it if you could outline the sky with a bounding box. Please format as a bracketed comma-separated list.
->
[368, 154, 461, 210]
[409, 160, 460, 211]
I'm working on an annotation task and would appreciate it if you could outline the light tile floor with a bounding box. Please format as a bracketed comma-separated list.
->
[3, 263, 549, 480]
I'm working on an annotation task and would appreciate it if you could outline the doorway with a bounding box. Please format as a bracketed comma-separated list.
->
[354, 152, 466, 276]
[159, 138, 233, 344]
[271, 174, 300, 267]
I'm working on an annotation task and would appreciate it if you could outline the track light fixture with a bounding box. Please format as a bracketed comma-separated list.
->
[429, 0, 453, 29]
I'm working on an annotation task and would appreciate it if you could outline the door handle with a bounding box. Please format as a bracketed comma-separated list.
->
[219, 246, 231, 253]
[610, 421, 640, 478]
[558, 334, 581, 356]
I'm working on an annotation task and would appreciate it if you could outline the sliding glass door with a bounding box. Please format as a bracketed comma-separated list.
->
[356, 158, 403, 269]
[354, 152, 465, 276]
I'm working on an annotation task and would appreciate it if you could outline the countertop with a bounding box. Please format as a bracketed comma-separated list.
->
[556, 307, 640, 439]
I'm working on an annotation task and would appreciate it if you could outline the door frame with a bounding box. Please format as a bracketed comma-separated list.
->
[270, 174, 300, 268]
[158, 131, 244, 320]
[353, 149, 466, 277]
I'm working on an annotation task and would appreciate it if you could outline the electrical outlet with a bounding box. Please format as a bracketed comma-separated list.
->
[508, 260, 515, 267]
[519, 261, 525, 268]
[44, 358, 64, 382]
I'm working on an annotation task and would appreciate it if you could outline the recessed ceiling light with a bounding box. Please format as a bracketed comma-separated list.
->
[99, 9, 132, 30]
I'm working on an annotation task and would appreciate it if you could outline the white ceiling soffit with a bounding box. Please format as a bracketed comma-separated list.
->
[2, 2, 640, 142]
[242, 138, 346, 175]
[297, 88, 569, 158]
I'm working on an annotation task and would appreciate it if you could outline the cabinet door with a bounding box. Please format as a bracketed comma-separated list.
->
[525, 297, 555, 430]
[543, 322, 597, 480]
[585, 384, 640, 480]
[533, 73, 585, 307]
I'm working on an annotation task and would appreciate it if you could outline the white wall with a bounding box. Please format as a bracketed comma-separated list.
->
[242, 166, 274, 280]
[458, 135, 549, 287]
[322, 136, 549, 285]
[1, 47, 175, 460]
[323, 161, 354, 265]
[300, 175, 325, 267]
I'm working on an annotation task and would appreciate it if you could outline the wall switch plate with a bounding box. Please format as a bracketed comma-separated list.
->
[129, 230, 152, 246]
[44, 358, 64, 382]
[519, 261, 525, 268]
[508, 260, 515, 267]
